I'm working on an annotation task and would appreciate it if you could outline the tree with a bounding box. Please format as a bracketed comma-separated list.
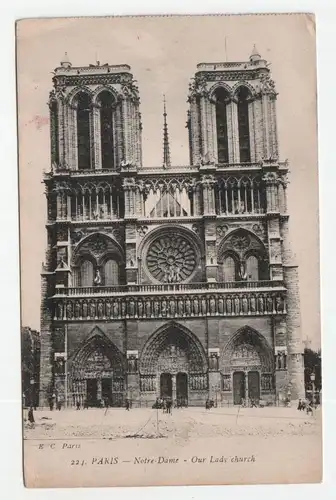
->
[304, 348, 322, 393]
[21, 327, 41, 408]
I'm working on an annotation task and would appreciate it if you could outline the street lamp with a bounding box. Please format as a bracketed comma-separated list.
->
[310, 372, 316, 406]
[30, 378, 35, 408]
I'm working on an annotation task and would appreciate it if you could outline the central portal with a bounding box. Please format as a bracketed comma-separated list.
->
[160, 373, 172, 399]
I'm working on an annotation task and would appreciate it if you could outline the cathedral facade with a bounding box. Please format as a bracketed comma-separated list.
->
[39, 48, 305, 408]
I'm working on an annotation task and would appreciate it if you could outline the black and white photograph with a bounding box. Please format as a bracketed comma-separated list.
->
[16, 13, 322, 487]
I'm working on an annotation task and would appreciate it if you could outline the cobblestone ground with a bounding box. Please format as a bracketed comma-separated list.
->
[24, 405, 321, 440]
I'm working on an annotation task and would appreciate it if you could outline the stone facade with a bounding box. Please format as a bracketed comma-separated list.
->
[39, 49, 305, 408]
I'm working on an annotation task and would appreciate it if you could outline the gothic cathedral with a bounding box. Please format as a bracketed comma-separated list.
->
[40, 47, 305, 408]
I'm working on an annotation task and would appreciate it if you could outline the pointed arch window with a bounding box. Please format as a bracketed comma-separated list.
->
[98, 91, 115, 170]
[104, 259, 119, 286]
[245, 255, 259, 281]
[80, 260, 94, 287]
[223, 256, 236, 282]
[215, 88, 229, 164]
[237, 87, 251, 163]
[50, 100, 59, 164]
[77, 93, 92, 170]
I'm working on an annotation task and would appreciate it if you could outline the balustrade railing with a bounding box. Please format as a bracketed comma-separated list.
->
[54, 280, 284, 297]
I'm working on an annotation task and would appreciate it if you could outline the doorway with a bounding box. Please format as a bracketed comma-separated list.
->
[86, 379, 98, 406]
[176, 372, 188, 407]
[102, 378, 112, 406]
[233, 371, 245, 405]
[160, 373, 172, 400]
[248, 371, 260, 402]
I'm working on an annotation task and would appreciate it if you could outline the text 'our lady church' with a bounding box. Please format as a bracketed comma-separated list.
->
[40, 46, 305, 408]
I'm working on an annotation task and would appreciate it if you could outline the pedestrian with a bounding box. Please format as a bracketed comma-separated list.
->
[125, 399, 130, 411]
[49, 398, 54, 411]
[28, 406, 35, 428]
[76, 401, 81, 410]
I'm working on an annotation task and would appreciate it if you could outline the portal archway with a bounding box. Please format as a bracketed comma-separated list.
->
[139, 322, 208, 406]
[69, 327, 125, 407]
[221, 326, 274, 405]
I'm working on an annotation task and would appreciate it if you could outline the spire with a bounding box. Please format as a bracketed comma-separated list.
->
[162, 95, 171, 169]
[250, 44, 261, 63]
[60, 52, 72, 68]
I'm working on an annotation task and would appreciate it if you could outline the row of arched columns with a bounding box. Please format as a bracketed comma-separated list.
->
[50, 175, 287, 221]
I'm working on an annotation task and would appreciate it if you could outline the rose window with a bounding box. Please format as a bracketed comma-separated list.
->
[146, 235, 197, 283]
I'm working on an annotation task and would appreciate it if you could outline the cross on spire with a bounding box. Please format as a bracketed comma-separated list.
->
[162, 95, 171, 169]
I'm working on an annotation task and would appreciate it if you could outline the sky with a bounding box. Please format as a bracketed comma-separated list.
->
[16, 14, 320, 347]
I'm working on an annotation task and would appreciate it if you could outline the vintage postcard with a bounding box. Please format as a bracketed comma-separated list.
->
[17, 13, 322, 488]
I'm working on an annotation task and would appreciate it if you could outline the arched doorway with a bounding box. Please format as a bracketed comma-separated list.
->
[160, 373, 172, 399]
[221, 326, 274, 406]
[176, 372, 188, 407]
[139, 322, 208, 406]
[248, 371, 260, 401]
[233, 371, 246, 405]
[70, 328, 125, 408]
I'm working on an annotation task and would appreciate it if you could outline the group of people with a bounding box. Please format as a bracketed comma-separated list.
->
[297, 399, 314, 414]
[153, 397, 173, 413]
[205, 399, 215, 410]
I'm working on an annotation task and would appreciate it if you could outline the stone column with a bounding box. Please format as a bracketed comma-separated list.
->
[92, 102, 102, 170]
[200, 95, 208, 158]
[194, 184, 202, 216]
[123, 178, 136, 218]
[226, 98, 234, 163]
[172, 375, 177, 405]
[208, 349, 220, 401]
[281, 218, 305, 401]
[189, 97, 201, 165]
[122, 99, 130, 164]
[231, 98, 240, 162]
[273, 317, 289, 403]
[270, 95, 279, 159]
[201, 175, 216, 216]
[68, 104, 77, 170]
[97, 379, 102, 402]
[57, 96, 65, 167]
[210, 100, 218, 163]
[126, 351, 140, 407]
[39, 273, 54, 406]
[114, 102, 123, 167]
[248, 97, 256, 162]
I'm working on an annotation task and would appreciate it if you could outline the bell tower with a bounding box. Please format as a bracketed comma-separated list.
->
[186, 46, 305, 401]
[49, 53, 142, 171]
[187, 45, 279, 166]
